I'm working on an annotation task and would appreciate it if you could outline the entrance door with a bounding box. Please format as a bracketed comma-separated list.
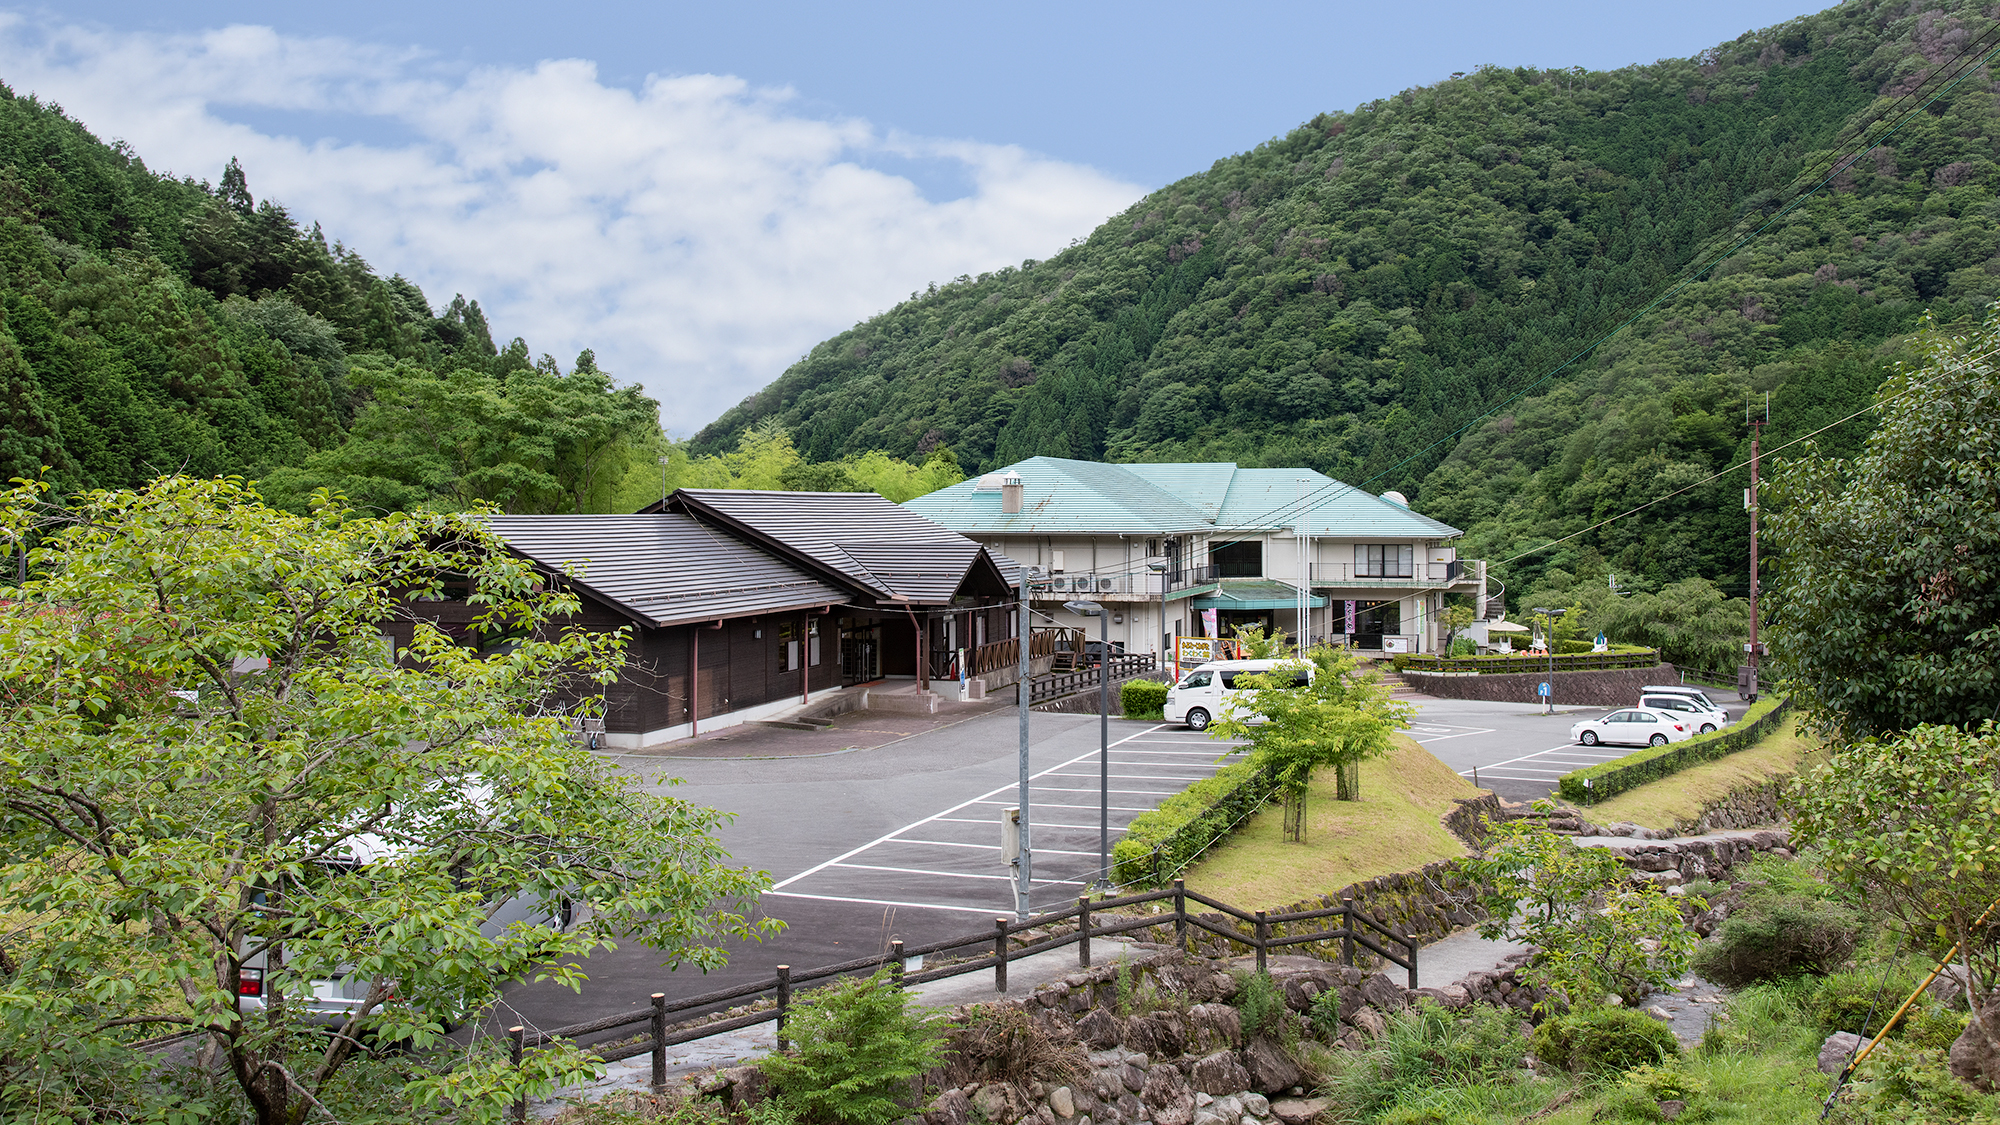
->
[841, 626, 881, 684]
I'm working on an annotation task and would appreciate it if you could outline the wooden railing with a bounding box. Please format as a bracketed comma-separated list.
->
[971, 637, 1018, 676]
[500, 880, 1416, 1120]
[1028, 653, 1158, 704]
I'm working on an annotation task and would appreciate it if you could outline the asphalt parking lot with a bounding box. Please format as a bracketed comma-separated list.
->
[1407, 696, 1746, 804]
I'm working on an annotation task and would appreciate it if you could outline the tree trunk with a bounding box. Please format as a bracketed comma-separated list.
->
[1283, 786, 1306, 842]
[1335, 758, 1360, 801]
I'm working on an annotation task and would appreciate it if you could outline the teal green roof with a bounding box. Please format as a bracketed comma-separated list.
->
[904, 457, 1460, 539]
[1193, 579, 1327, 610]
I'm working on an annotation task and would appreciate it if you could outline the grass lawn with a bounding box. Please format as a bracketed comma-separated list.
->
[1583, 720, 1823, 830]
[1180, 734, 1479, 909]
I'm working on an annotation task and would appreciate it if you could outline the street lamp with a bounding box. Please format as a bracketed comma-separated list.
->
[656, 455, 671, 506]
[1148, 562, 1169, 675]
[1012, 567, 1043, 921]
[1065, 598, 1110, 890]
[1533, 607, 1557, 715]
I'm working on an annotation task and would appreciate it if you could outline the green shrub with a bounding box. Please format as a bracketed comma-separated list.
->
[1390, 653, 1414, 672]
[758, 970, 945, 1125]
[1109, 761, 1274, 886]
[1802, 967, 1926, 1039]
[1308, 988, 1343, 1040]
[1530, 1005, 1679, 1074]
[1322, 1002, 1531, 1118]
[1903, 1007, 1971, 1052]
[1601, 1062, 1713, 1122]
[1447, 637, 1476, 657]
[1558, 695, 1791, 805]
[1233, 970, 1285, 1039]
[1691, 895, 1861, 986]
[1121, 678, 1168, 718]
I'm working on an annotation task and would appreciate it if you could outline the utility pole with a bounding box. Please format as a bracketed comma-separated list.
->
[1746, 392, 1767, 702]
[1014, 571, 1034, 920]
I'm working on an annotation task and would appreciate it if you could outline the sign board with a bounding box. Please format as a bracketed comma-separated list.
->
[1200, 608, 1218, 638]
[1175, 636, 1218, 679]
[1001, 807, 1022, 896]
[1381, 636, 1410, 653]
[1344, 599, 1356, 633]
[1537, 681, 1551, 697]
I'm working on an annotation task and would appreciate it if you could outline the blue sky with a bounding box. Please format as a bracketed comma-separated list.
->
[12, 0, 1824, 430]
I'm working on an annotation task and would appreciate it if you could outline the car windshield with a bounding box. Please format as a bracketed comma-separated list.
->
[1178, 671, 1211, 688]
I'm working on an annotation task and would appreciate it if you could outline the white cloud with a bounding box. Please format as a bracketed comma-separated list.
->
[0, 14, 1146, 432]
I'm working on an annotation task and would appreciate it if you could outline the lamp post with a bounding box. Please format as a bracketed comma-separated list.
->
[657, 454, 670, 506]
[1533, 606, 1556, 715]
[1013, 568, 1041, 921]
[1148, 562, 1169, 676]
[1065, 598, 1110, 890]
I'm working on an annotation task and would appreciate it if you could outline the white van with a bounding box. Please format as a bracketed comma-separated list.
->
[1164, 659, 1313, 731]
[1638, 685, 1732, 733]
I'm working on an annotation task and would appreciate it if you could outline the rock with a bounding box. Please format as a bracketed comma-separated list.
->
[1241, 1094, 1270, 1117]
[973, 1084, 1024, 1124]
[1192, 1113, 1225, 1125]
[1435, 984, 1471, 1010]
[1194, 1093, 1212, 1108]
[1140, 1064, 1192, 1110]
[1359, 973, 1405, 1012]
[1189, 1049, 1252, 1095]
[1052, 1087, 1076, 1120]
[1269, 1097, 1326, 1125]
[1348, 1006, 1387, 1039]
[1141, 1012, 1185, 1059]
[1281, 976, 1320, 1012]
[1121, 1063, 1149, 1094]
[717, 1066, 767, 1110]
[1186, 1003, 1244, 1052]
[1334, 984, 1366, 1022]
[1241, 1037, 1302, 1095]
[1950, 996, 2000, 1092]
[1211, 1094, 1243, 1120]
[929, 1090, 972, 1125]
[1114, 1093, 1143, 1122]
[1092, 1069, 1124, 1102]
[1123, 1018, 1159, 1058]
[1658, 1100, 1686, 1121]
[1078, 1008, 1122, 1049]
[1128, 1053, 1150, 1070]
[1645, 1006, 1674, 1022]
[1208, 971, 1240, 1000]
[1818, 1031, 1864, 1075]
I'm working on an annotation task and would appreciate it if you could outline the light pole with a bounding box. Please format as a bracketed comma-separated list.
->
[1148, 562, 1169, 676]
[657, 454, 670, 506]
[1013, 568, 1040, 921]
[1065, 598, 1110, 890]
[1533, 606, 1556, 715]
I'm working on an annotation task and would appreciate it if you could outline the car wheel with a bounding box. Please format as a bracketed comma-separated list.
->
[1186, 708, 1211, 731]
[1699, 723, 1717, 734]
[1650, 733, 1669, 746]
[1579, 730, 1599, 746]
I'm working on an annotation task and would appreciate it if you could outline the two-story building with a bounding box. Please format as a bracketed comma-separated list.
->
[903, 457, 1487, 659]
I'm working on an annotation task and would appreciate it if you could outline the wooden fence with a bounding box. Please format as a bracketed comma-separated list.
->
[501, 880, 1416, 1121]
[1027, 653, 1159, 704]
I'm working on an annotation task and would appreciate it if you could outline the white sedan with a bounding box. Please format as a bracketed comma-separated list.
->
[1570, 708, 1696, 748]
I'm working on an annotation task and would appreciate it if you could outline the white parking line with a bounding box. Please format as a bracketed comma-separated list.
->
[934, 816, 1105, 829]
[974, 800, 1155, 812]
[768, 723, 1173, 892]
[763, 890, 1005, 917]
[829, 862, 1087, 887]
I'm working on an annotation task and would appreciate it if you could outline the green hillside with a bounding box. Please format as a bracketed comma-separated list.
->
[0, 87, 665, 514]
[693, 0, 2000, 601]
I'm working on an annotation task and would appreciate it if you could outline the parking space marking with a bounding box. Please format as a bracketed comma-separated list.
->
[1409, 726, 1496, 744]
[829, 862, 1088, 887]
[763, 890, 1006, 917]
[973, 799, 1156, 812]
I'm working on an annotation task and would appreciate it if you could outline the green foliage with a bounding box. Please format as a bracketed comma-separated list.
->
[1767, 307, 2000, 739]
[1232, 970, 1286, 1039]
[1209, 645, 1412, 836]
[758, 970, 946, 1125]
[1320, 1001, 1532, 1118]
[1471, 810, 1700, 1006]
[1790, 722, 2000, 1016]
[1229, 622, 1290, 658]
[698, 6, 2000, 605]
[1530, 1005, 1680, 1075]
[1601, 1061, 1714, 1121]
[0, 477, 775, 1123]
[1558, 695, 1791, 803]
[1692, 889, 1861, 988]
[1121, 678, 1168, 718]
[1109, 759, 1275, 886]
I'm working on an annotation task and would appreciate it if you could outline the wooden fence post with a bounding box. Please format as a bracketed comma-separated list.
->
[649, 993, 667, 1089]
[994, 918, 1009, 993]
[1078, 896, 1092, 968]
[508, 1025, 526, 1124]
[1403, 933, 1419, 990]
[1341, 897, 1355, 968]
[1173, 879, 1187, 953]
[890, 940, 905, 989]
[1151, 846, 1162, 887]
[776, 965, 791, 1051]
[1255, 910, 1267, 975]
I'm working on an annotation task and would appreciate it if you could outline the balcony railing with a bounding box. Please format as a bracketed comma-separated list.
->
[1310, 560, 1476, 585]
[1025, 564, 1220, 600]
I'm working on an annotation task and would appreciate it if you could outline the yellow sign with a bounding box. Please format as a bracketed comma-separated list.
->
[1174, 636, 1218, 679]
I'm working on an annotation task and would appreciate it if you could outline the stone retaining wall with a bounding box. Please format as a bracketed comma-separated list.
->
[1401, 664, 1678, 707]
[1671, 777, 1792, 836]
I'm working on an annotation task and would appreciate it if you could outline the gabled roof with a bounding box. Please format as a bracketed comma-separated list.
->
[901, 456, 1212, 535]
[665, 489, 1017, 604]
[481, 514, 847, 628]
[903, 457, 1462, 539]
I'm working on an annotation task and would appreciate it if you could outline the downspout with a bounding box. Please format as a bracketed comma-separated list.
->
[801, 611, 810, 706]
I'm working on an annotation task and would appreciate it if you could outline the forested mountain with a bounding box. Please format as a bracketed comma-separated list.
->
[0, 87, 666, 513]
[694, 0, 2000, 603]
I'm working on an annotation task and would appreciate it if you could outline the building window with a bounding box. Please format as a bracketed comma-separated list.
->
[1211, 540, 1262, 578]
[780, 622, 800, 672]
[808, 619, 821, 666]
[1355, 544, 1414, 578]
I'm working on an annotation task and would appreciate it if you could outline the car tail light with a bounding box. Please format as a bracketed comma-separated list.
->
[1673, 723, 1685, 732]
[238, 968, 264, 997]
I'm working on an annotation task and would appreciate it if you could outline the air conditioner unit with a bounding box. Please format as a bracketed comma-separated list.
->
[1097, 577, 1115, 593]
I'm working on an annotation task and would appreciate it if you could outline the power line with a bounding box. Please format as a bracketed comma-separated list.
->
[1213, 33, 2000, 538]
[1494, 337, 2000, 568]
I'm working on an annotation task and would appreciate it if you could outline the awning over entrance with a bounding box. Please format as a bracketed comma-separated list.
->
[1192, 579, 1326, 611]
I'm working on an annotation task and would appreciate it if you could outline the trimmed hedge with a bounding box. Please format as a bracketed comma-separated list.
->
[1121, 678, 1168, 718]
[1557, 695, 1793, 805]
[1110, 758, 1275, 887]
